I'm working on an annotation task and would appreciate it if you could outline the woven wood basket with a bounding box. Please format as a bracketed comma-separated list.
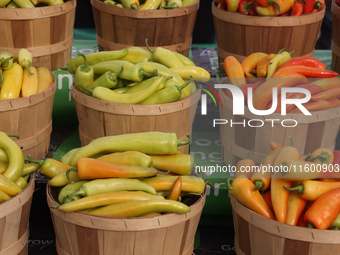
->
[0, 0, 76, 71]
[231, 196, 340, 255]
[0, 175, 35, 255]
[90, 0, 199, 57]
[47, 184, 205, 255]
[212, 0, 325, 68]
[71, 84, 201, 154]
[0, 73, 57, 159]
[218, 88, 340, 166]
[332, 0, 340, 73]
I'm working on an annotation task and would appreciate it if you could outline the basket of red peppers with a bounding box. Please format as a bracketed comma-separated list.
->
[229, 141, 340, 255]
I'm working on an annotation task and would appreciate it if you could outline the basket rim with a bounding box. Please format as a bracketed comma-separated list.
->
[0, 0, 77, 20]
[0, 71, 57, 112]
[231, 196, 340, 244]
[91, 0, 199, 18]
[212, 0, 325, 26]
[71, 83, 201, 116]
[47, 184, 206, 231]
[0, 175, 35, 219]
[218, 87, 340, 123]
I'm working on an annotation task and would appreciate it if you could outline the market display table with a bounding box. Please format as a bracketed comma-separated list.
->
[27, 38, 337, 255]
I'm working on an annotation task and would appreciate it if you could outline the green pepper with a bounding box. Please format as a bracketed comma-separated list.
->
[0, 189, 11, 203]
[266, 49, 295, 79]
[125, 75, 168, 94]
[87, 67, 123, 90]
[121, 46, 153, 64]
[173, 52, 196, 66]
[58, 180, 89, 204]
[0, 0, 11, 7]
[140, 77, 192, 104]
[15, 174, 30, 190]
[0, 52, 14, 70]
[60, 148, 81, 165]
[0, 132, 24, 182]
[115, 77, 131, 88]
[163, 0, 183, 8]
[90, 60, 155, 82]
[145, 39, 184, 68]
[0, 174, 22, 196]
[12, 0, 34, 7]
[66, 49, 128, 74]
[0, 148, 9, 163]
[69, 132, 191, 166]
[67, 178, 158, 198]
[6, 1, 19, 7]
[22, 163, 40, 176]
[78, 75, 165, 104]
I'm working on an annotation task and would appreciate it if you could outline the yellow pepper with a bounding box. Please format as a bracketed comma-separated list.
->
[21, 66, 38, 97]
[0, 63, 23, 100]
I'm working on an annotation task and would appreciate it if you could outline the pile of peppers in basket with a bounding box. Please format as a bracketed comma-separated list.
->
[216, 0, 325, 16]
[0, 0, 64, 8]
[0, 131, 39, 204]
[0, 48, 54, 100]
[102, 0, 197, 9]
[227, 140, 340, 230]
[64, 39, 210, 105]
[31, 131, 206, 217]
[223, 49, 340, 113]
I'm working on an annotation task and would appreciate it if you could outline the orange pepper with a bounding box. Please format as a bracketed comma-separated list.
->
[285, 180, 340, 201]
[290, 99, 333, 113]
[256, 53, 275, 78]
[223, 56, 246, 88]
[149, 154, 194, 175]
[167, 176, 182, 201]
[262, 191, 275, 217]
[235, 149, 256, 179]
[269, 141, 283, 150]
[271, 173, 292, 223]
[251, 72, 308, 110]
[285, 183, 307, 226]
[305, 148, 334, 164]
[310, 87, 340, 102]
[272, 65, 339, 78]
[311, 77, 340, 91]
[227, 175, 276, 220]
[26, 156, 72, 179]
[327, 98, 340, 108]
[305, 188, 340, 229]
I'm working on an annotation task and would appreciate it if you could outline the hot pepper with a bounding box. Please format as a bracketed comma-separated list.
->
[66, 158, 158, 182]
[305, 188, 340, 229]
[290, 99, 333, 113]
[173, 52, 196, 66]
[267, 49, 295, 79]
[256, 53, 275, 78]
[167, 177, 182, 201]
[311, 77, 340, 91]
[164, 0, 182, 8]
[313, 0, 325, 10]
[271, 173, 292, 223]
[57, 180, 89, 204]
[238, 0, 255, 14]
[142, 175, 206, 194]
[125, 75, 165, 94]
[56, 190, 165, 212]
[223, 56, 246, 88]
[329, 212, 340, 230]
[139, 78, 192, 104]
[0, 132, 24, 182]
[241, 52, 268, 73]
[254, 0, 282, 13]
[89, 199, 190, 217]
[48, 171, 82, 187]
[226, 0, 239, 11]
[327, 98, 340, 108]
[74, 53, 94, 94]
[15, 174, 30, 190]
[121, 47, 152, 63]
[277, 57, 326, 70]
[273, 65, 339, 78]
[251, 72, 308, 110]
[0, 63, 23, 100]
[25, 156, 72, 179]
[149, 154, 194, 175]
[12, 0, 34, 7]
[145, 39, 184, 68]
[303, 0, 314, 13]
[68, 178, 158, 197]
[70, 132, 191, 166]
[120, 0, 139, 9]
[285, 186, 307, 226]
[18, 48, 34, 75]
[30, 0, 63, 5]
[306, 148, 334, 164]
[37, 67, 54, 93]
[270, 141, 283, 150]
[96, 151, 152, 167]
[87, 68, 123, 90]
[169, 66, 210, 82]
[227, 175, 276, 220]
[6, 1, 19, 7]
[139, 0, 162, 9]
[262, 190, 275, 215]
[234, 149, 256, 179]
[78, 75, 165, 104]
[0, 174, 22, 196]
[290, 0, 304, 15]
[66, 49, 128, 74]
[0, 162, 39, 176]
[310, 87, 340, 102]
[0, 0, 10, 7]
[60, 148, 80, 165]
[21, 66, 38, 97]
[255, 0, 293, 15]
[0, 189, 11, 203]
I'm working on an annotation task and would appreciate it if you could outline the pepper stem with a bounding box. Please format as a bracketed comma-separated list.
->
[158, 169, 171, 175]
[66, 166, 78, 184]
[284, 184, 304, 195]
[77, 83, 94, 94]
[78, 53, 91, 73]
[6, 133, 20, 139]
[289, 49, 297, 55]
[50, 205, 60, 209]
[309, 151, 331, 163]
[145, 38, 155, 54]
[177, 77, 192, 93]
[0, 71, 3, 89]
[226, 178, 234, 190]
[115, 66, 124, 78]
[287, 136, 294, 147]
[141, 69, 158, 79]
[247, 148, 256, 159]
[254, 180, 264, 191]
[267, 0, 281, 14]
[177, 134, 191, 147]
[24, 63, 34, 75]
[307, 222, 315, 228]
[278, 47, 287, 54]
[1, 56, 13, 69]
[25, 155, 44, 167]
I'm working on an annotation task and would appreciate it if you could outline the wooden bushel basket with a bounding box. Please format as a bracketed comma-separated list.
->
[212, 0, 325, 68]
[0, 0, 76, 71]
[0, 73, 57, 159]
[71, 84, 201, 154]
[231, 196, 340, 255]
[218, 88, 340, 165]
[0, 175, 35, 255]
[47, 185, 206, 255]
[332, 0, 340, 73]
[90, 0, 199, 57]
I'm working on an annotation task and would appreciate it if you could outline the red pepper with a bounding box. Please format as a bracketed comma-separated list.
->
[248, 2, 258, 15]
[277, 57, 326, 70]
[303, 0, 314, 13]
[217, 2, 227, 9]
[262, 191, 275, 216]
[273, 65, 339, 78]
[305, 188, 340, 229]
[290, 0, 303, 15]
[254, 0, 283, 13]
[313, 0, 325, 10]
[238, 0, 255, 14]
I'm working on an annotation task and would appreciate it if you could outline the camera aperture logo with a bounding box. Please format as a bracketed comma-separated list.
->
[199, 82, 312, 128]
